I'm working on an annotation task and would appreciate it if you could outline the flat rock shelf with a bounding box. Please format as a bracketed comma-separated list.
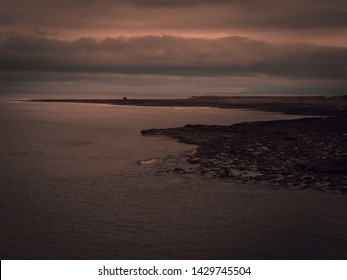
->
[142, 117, 347, 194]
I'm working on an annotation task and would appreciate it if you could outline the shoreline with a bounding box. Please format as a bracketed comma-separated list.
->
[30, 96, 347, 193]
[142, 117, 347, 193]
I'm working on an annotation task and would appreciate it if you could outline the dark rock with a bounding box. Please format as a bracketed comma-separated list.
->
[142, 116, 347, 194]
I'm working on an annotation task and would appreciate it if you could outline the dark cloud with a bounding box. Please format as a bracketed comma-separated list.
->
[1, 0, 346, 94]
[0, 0, 234, 9]
[2, 0, 345, 9]
[1, 0, 347, 34]
[1, 34, 346, 79]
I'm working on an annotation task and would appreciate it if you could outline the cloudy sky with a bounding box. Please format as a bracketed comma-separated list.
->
[1, 0, 347, 95]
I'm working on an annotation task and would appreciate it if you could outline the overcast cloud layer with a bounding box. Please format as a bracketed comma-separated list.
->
[2, 34, 346, 79]
[1, 0, 346, 94]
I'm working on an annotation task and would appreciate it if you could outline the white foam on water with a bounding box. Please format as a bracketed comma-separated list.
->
[138, 158, 157, 164]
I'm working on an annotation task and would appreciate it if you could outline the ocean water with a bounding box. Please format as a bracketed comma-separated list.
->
[0, 101, 346, 259]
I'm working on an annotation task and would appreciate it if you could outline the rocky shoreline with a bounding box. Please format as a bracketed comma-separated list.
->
[30, 95, 347, 193]
[142, 117, 347, 194]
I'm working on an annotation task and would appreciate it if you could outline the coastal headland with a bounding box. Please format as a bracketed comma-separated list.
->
[30, 95, 347, 193]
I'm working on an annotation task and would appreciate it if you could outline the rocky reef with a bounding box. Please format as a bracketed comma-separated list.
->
[142, 117, 347, 193]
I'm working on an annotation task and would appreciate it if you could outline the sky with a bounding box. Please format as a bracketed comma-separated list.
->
[1, 0, 347, 96]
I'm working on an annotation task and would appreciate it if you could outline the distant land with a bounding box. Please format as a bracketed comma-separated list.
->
[29, 95, 347, 116]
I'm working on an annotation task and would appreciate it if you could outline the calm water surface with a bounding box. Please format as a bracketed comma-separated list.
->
[1, 101, 346, 259]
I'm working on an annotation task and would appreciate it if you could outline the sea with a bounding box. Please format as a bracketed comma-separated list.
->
[1, 94, 346, 259]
